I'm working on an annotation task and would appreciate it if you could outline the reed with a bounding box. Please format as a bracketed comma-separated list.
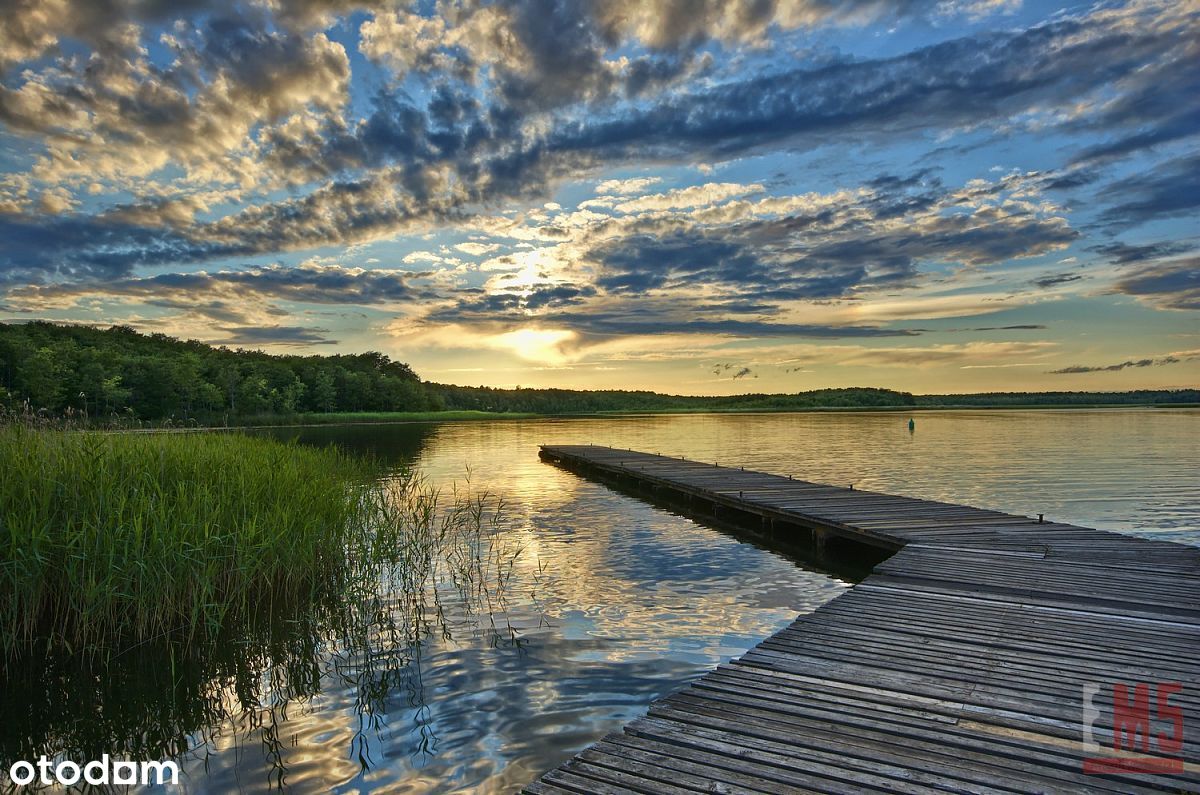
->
[0, 425, 525, 785]
[0, 426, 377, 657]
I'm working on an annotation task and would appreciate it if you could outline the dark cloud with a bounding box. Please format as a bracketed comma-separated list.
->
[1048, 356, 1180, 374]
[0, 0, 224, 70]
[431, 283, 598, 316]
[1072, 107, 1200, 166]
[0, 176, 434, 281]
[1033, 272, 1083, 289]
[430, 282, 922, 338]
[544, 9, 1195, 167]
[587, 197, 1076, 301]
[1110, 257, 1200, 311]
[973, 325, 1047, 331]
[1068, 19, 1200, 167]
[213, 325, 338, 346]
[7, 262, 432, 312]
[0, 212, 231, 283]
[1098, 154, 1200, 228]
[585, 318, 912, 337]
[1092, 240, 1196, 265]
[1038, 169, 1101, 191]
[865, 169, 939, 192]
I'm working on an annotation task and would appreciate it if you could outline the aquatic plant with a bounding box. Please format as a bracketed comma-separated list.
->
[0, 425, 526, 789]
[0, 428, 522, 657]
[0, 426, 379, 656]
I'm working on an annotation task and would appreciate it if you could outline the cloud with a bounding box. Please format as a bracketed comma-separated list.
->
[6, 262, 433, 321]
[612, 182, 764, 212]
[936, 0, 1022, 22]
[0, 0, 1194, 373]
[847, 340, 1056, 368]
[1068, 9, 1200, 167]
[1048, 356, 1181, 374]
[1, 0, 1189, 287]
[1110, 257, 1200, 311]
[0, 172, 440, 282]
[587, 174, 1075, 301]
[1098, 153, 1200, 228]
[543, 3, 1198, 169]
[595, 177, 662, 195]
[1032, 272, 1083, 289]
[1092, 240, 1195, 265]
[455, 242, 502, 256]
[764, 339, 1059, 370]
[213, 324, 339, 347]
[394, 169, 1077, 354]
[0, 13, 351, 191]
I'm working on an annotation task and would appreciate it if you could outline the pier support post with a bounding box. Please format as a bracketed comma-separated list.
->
[813, 527, 830, 554]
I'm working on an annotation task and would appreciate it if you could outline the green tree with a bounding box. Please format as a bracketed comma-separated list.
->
[310, 369, 337, 412]
[235, 375, 272, 415]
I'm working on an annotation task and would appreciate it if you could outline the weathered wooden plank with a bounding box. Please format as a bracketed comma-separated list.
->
[524, 446, 1200, 794]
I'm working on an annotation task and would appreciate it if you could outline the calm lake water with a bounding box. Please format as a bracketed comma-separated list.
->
[6, 409, 1196, 793]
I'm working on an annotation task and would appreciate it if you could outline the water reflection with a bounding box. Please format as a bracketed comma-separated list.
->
[262, 421, 437, 467]
[4, 409, 1191, 794]
[172, 420, 851, 792]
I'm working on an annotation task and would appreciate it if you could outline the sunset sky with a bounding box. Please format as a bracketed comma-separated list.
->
[0, 0, 1196, 394]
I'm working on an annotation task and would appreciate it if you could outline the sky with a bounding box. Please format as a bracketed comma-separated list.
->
[0, 0, 1197, 394]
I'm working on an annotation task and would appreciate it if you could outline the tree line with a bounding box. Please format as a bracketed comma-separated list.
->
[1, 322, 1195, 422]
[0, 322, 438, 421]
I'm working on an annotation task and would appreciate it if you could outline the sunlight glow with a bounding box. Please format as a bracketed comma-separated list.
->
[490, 328, 578, 364]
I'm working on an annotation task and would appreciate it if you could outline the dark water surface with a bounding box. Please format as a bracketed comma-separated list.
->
[6, 409, 1196, 793]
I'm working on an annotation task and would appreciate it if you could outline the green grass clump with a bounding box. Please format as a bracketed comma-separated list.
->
[0, 427, 375, 656]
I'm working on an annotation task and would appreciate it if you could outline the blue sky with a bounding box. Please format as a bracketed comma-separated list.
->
[0, 0, 1196, 393]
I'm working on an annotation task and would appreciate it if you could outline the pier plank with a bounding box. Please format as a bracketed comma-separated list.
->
[525, 446, 1200, 794]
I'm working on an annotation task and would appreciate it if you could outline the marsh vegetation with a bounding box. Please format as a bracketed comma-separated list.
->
[0, 424, 526, 787]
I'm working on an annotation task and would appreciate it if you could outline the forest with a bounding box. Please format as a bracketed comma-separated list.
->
[1, 322, 1195, 423]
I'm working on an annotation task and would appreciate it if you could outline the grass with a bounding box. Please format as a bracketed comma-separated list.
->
[0, 422, 526, 785]
[0, 422, 528, 792]
[0, 426, 383, 657]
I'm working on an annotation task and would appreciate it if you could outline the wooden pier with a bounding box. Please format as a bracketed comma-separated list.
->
[526, 445, 1200, 794]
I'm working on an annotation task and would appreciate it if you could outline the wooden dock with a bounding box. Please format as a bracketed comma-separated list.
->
[525, 445, 1200, 794]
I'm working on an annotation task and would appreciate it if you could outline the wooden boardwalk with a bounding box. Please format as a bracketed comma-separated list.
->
[526, 445, 1200, 794]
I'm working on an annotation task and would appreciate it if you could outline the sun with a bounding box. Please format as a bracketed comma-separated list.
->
[491, 327, 578, 364]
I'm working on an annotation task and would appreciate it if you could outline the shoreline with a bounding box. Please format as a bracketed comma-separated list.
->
[37, 401, 1200, 433]
[212, 401, 1198, 431]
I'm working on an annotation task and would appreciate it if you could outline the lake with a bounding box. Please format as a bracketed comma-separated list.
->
[6, 409, 1197, 792]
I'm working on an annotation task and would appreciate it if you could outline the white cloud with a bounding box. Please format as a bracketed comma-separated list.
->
[613, 182, 764, 212]
[455, 241, 503, 256]
[594, 176, 662, 195]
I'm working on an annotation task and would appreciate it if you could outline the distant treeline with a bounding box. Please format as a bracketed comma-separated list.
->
[913, 392, 1198, 407]
[1, 322, 1196, 422]
[432, 384, 917, 413]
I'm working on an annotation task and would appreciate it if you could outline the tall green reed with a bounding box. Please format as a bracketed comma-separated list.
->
[0, 426, 377, 657]
[0, 425, 526, 789]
